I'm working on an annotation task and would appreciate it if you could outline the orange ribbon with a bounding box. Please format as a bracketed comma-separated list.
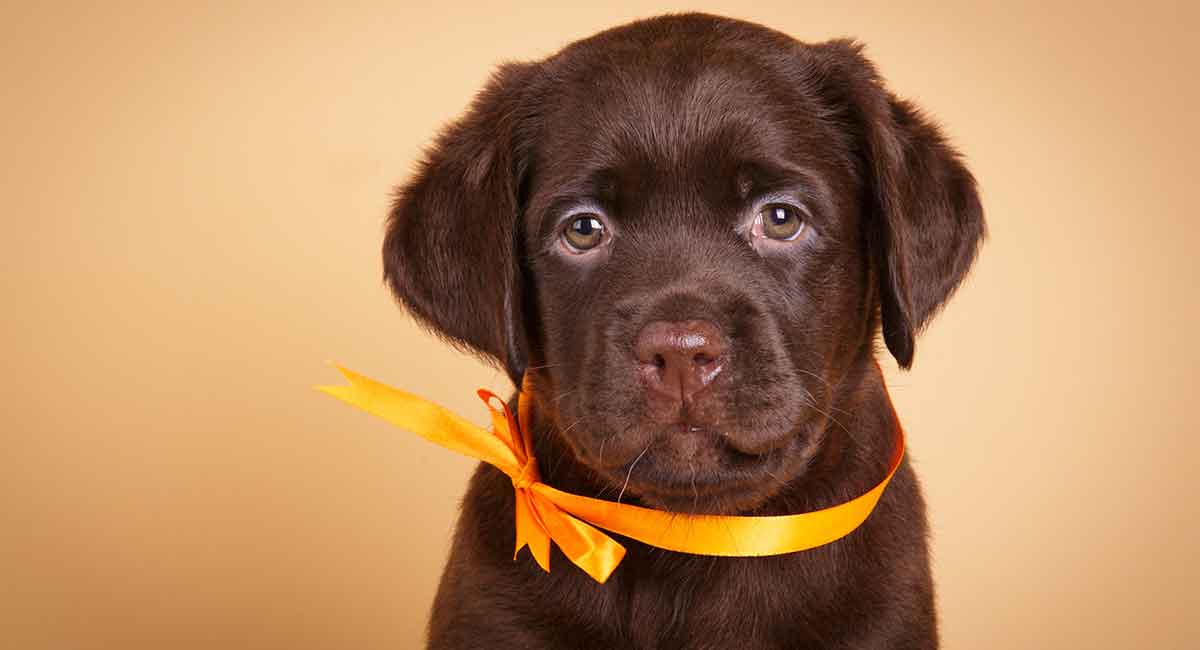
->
[317, 366, 904, 584]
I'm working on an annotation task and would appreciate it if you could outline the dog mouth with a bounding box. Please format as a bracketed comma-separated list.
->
[598, 424, 804, 514]
[558, 354, 824, 513]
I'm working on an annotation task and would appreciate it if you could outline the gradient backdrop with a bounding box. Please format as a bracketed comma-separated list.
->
[4, 2, 1197, 648]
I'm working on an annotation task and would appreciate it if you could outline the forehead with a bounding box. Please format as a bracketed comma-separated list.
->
[527, 36, 851, 218]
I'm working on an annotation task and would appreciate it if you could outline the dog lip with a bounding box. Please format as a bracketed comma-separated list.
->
[653, 421, 784, 460]
[639, 428, 779, 481]
[621, 460, 788, 513]
[670, 422, 713, 434]
[663, 422, 783, 457]
[612, 431, 806, 513]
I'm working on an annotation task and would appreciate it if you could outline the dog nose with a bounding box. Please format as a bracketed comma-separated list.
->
[635, 320, 728, 402]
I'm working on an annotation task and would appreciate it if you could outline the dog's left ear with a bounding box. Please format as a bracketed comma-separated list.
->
[813, 40, 986, 369]
[382, 62, 539, 385]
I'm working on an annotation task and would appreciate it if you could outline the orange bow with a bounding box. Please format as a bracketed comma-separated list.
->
[317, 366, 904, 584]
[318, 366, 626, 581]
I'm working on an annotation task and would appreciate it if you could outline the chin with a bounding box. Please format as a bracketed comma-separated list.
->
[597, 423, 821, 515]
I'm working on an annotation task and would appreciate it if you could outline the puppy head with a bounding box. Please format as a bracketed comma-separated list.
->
[384, 14, 984, 513]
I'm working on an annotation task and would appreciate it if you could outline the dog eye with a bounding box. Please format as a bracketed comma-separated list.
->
[562, 214, 607, 251]
[760, 204, 805, 241]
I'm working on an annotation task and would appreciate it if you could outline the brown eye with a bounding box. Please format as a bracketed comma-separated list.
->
[563, 214, 606, 251]
[760, 204, 805, 241]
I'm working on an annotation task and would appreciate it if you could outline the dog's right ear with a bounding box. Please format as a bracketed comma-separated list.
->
[383, 62, 539, 385]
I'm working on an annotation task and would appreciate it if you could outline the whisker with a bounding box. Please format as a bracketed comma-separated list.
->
[824, 403, 856, 419]
[552, 416, 591, 478]
[791, 366, 835, 390]
[558, 415, 587, 436]
[617, 444, 651, 505]
[802, 396, 854, 440]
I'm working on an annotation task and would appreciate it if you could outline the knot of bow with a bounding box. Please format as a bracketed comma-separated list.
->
[475, 387, 628, 582]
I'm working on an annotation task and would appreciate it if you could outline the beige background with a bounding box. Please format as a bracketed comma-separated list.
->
[3, 1, 1197, 648]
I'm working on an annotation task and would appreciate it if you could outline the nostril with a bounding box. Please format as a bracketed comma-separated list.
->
[634, 319, 729, 393]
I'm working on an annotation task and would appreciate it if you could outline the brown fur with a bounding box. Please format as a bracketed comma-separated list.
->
[383, 12, 984, 649]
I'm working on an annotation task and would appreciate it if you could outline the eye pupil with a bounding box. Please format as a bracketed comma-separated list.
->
[573, 217, 599, 235]
[760, 204, 805, 241]
[563, 214, 606, 250]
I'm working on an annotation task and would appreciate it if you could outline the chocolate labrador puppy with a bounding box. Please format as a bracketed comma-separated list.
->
[384, 12, 983, 649]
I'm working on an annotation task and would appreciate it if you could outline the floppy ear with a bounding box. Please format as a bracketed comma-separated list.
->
[814, 40, 986, 369]
[383, 62, 539, 385]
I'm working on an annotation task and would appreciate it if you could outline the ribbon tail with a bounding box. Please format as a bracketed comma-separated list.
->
[529, 493, 625, 584]
[316, 365, 521, 474]
[514, 491, 551, 573]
